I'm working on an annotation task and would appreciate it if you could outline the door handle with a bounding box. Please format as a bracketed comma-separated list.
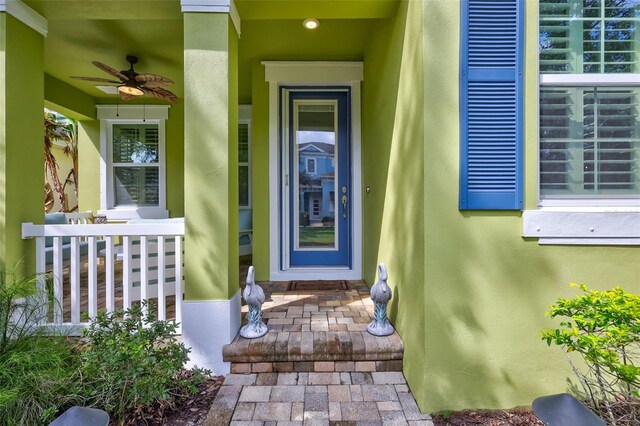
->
[341, 186, 348, 219]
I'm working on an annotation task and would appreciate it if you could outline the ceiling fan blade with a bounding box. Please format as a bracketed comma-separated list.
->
[144, 87, 179, 103]
[92, 61, 128, 81]
[136, 73, 174, 86]
[70, 76, 122, 84]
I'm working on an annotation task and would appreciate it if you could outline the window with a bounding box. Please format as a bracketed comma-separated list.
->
[112, 124, 160, 206]
[239, 112, 252, 209]
[539, 0, 640, 204]
[97, 105, 169, 220]
[307, 158, 316, 174]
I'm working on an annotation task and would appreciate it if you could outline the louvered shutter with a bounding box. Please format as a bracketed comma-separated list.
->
[460, 0, 524, 210]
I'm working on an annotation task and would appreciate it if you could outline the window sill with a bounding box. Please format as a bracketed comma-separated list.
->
[523, 209, 640, 245]
[98, 208, 169, 222]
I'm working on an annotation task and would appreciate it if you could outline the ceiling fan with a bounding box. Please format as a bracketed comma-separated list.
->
[71, 55, 178, 103]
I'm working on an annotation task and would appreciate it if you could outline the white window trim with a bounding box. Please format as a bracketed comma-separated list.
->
[263, 61, 363, 281]
[239, 105, 252, 210]
[525, 15, 640, 245]
[97, 105, 170, 220]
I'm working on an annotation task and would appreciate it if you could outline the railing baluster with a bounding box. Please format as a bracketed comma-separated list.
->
[70, 237, 80, 324]
[35, 237, 47, 324]
[140, 236, 148, 316]
[157, 236, 166, 321]
[53, 236, 63, 324]
[105, 236, 115, 312]
[22, 220, 185, 334]
[88, 236, 98, 319]
[123, 236, 132, 310]
[174, 235, 183, 329]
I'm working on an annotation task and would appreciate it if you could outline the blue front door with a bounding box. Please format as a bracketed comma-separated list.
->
[287, 89, 351, 267]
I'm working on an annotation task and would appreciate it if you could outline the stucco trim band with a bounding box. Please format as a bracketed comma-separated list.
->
[180, 0, 241, 37]
[0, 0, 47, 36]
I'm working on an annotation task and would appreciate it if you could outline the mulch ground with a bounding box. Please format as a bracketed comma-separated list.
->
[123, 375, 224, 425]
[432, 408, 544, 426]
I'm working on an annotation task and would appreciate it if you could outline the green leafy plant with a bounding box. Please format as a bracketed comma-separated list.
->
[541, 284, 640, 425]
[0, 264, 81, 425]
[80, 302, 206, 422]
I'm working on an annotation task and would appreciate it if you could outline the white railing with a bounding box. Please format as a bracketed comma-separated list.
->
[21, 220, 185, 334]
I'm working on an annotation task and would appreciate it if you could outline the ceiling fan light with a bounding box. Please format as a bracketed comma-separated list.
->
[118, 84, 143, 96]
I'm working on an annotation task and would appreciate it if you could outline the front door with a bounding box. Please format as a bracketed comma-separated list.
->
[285, 89, 351, 268]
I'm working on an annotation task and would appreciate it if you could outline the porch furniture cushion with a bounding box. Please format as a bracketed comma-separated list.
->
[45, 213, 70, 246]
[44, 213, 106, 266]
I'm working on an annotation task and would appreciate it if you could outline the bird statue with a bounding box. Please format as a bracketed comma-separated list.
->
[367, 263, 395, 336]
[240, 266, 268, 339]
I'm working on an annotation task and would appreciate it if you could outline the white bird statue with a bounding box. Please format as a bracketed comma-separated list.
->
[240, 266, 268, 338]
[367, 263, 395, 336]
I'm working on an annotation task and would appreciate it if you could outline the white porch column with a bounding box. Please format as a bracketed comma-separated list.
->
[181, 0, 241, 375]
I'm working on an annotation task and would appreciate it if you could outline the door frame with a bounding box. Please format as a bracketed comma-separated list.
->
[263, 61, 363, 281]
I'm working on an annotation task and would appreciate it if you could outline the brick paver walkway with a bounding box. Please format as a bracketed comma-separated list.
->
[204, 371, 434, 425]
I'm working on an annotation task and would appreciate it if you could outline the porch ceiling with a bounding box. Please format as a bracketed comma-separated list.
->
[22, 0, 398, 105]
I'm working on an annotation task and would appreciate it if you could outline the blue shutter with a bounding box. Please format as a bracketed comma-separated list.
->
[460, 0, 524, 210]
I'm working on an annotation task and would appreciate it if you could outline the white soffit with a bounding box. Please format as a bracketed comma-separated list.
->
[180, 0, 241, 37]
[0, 0, 47, 36]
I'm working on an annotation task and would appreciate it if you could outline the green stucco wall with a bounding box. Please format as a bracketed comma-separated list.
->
[418, 0, 640, 413]
[245, 17, 379, 281]
[362, 0, 427, 411]
[183, 13, 238, 300]
[45, 74, 95, 121]
[77, 119, 100, 213]
[0, 14, 44, 273]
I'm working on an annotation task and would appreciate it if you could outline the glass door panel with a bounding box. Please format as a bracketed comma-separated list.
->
[294, 101, 338, 249]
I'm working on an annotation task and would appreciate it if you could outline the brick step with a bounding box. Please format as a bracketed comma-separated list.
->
[223, 330, 403, 374]
[224, 280, 403, 374]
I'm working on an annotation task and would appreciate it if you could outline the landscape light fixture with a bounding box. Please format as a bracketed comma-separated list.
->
[303, 18, 320, 29]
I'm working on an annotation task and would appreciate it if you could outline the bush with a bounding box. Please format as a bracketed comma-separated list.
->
[0, 264, 81, 425]
[541, 284, 640, 425]
[80, 302, 206, 422]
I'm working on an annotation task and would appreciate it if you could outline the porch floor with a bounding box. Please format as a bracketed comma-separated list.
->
[54, 261, 177, 323]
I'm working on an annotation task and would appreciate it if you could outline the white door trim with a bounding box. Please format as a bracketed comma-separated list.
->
[264, 61, 363, 281]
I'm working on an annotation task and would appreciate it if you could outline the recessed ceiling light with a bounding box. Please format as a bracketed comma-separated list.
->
[303, 18, 320, 30]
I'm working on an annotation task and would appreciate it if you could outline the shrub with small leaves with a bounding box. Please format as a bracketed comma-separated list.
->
[80, 302, 205, 422]
[541, 284, 640, 425]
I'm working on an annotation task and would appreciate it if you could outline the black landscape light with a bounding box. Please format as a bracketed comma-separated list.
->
[532, 393, 606, 426]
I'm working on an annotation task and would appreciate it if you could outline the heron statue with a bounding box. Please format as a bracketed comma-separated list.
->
[367, 263, 395, 336]
[240, 266, 268, 339]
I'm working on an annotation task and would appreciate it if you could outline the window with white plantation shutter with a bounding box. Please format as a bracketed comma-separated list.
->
[239, 121, 251, 208]
[539, 0, 640, 204]
[112, 124, 161, 206]
[460, 0, 524, 210]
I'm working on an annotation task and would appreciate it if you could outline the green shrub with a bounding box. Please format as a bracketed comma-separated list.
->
[541, 284, 640, 425]
[80, 302, 206, 422]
